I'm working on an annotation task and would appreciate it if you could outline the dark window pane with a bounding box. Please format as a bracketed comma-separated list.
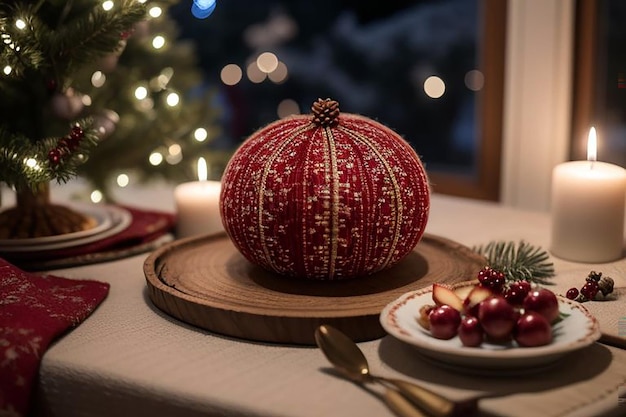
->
[593, 0, 626, 165]
[171, 0, 483, 175]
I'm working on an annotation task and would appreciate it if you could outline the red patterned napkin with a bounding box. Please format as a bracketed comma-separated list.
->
[0, 258, 109, 417]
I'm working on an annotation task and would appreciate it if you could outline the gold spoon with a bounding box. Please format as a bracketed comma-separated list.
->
[314, 324, 459, 417]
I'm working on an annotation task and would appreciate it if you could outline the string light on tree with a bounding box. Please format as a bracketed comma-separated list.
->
[152, 35, 165, 49]
[90, 190, 104, 203]
[134, 85, 148, 100]
[116, 173, 130, 187]
[149, 152, 164, 166]
[166, 92, 180, 107]
[149, 6, 163, 18]
[194, 128, 208, 142]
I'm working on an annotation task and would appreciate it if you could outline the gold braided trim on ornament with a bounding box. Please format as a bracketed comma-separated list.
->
[321, 125, 340, 279]
[257, 123, 315, 274]
[339, 125, 403, 272]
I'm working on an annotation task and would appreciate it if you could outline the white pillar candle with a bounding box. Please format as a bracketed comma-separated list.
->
[550, 127, 626, 262]
[174, 157, 223, 238]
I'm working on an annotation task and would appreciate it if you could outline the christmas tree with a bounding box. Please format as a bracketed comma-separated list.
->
[0, 0, 146, 238]
[74, 0, 222, 201]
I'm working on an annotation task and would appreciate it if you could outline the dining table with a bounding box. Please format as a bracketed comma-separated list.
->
[3, 181, 625, 417]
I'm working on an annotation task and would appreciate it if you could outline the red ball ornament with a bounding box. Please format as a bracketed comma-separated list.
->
[220, 98, 430, 280]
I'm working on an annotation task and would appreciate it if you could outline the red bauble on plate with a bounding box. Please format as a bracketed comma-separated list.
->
[220, 98, 430, 280]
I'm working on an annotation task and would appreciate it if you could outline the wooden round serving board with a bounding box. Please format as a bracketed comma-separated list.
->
[144, 233, 485, 345]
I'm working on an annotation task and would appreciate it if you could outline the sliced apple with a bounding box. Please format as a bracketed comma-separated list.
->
[463, 285, 493, 316]
[453, 284, 474, 301]
[432, 283, 464, 312]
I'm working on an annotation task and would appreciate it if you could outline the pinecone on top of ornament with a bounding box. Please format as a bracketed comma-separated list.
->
[220, 98, 431, 280]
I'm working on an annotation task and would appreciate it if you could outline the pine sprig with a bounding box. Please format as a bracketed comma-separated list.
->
[50, 2, 146, 75]
[473, 241, 555, 284]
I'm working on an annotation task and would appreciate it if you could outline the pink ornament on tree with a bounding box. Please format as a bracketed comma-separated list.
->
[50, 88, 84, 120]
[220, 98, 430, 280]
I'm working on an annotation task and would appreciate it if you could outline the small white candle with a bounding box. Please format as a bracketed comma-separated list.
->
[550, 127, 626, 262]
[174, 157, 223, 238]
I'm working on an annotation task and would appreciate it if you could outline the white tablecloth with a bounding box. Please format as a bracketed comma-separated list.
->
[12, 186, 624, 417]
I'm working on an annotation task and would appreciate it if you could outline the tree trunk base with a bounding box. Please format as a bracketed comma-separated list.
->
[0, 183, 97, 239]
[0, 204, 96, 239]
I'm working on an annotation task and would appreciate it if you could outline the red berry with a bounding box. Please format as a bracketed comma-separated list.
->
[48, 148, 62, 165]
[478, 296, 516, 341]
[70, 125, 84, 140]
[580, 281, 599, 300]
[477, 266, 493, 285]
[523, 288, 560, 324]
[566, 287, 579, 300]
[428, 305, 461, 340]
[510, 280, 531, 297]
[57, 137, 70, 150]
[121, 29, 134, 40]
[458, 316, 483, 347]
[477, 266, 505, 293]
[503, 287, 526, 306]
[514, 311, 552, 347]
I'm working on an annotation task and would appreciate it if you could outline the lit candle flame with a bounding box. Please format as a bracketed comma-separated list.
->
[197, 157, 207, 181]
[587, 127, 597, 162]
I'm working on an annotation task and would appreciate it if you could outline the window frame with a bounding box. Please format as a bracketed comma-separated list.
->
[428, 0, 507, 201]
[571, 0, 598, 161]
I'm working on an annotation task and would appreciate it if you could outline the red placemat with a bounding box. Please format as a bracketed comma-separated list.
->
[0, 258, 110, 417]
[0, 206, 175, 271]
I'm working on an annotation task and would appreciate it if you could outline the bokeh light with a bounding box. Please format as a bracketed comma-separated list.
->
[256, 52, 279, 73]
[268, 61, 288, 84]
[149, 6, 162, 18]
[149, 152, 164, 166]
[166, 145, 183, 164]
[220, 64, 242, 86]
[247, 62, 266, 83]
[116, 174, 130, 187]
[152, 35, 165, 49]
[424, 76, 445, 99]
[166, 92, 180, 107]
[194, 128, 208, 142]
[90, 190, 104, 203]
[464, 70, 484, 91]
[192, 0, 216, 19]
[134, 86, 148, 100]
[277, 99, 300, 118]
[91, 71, 106, 88]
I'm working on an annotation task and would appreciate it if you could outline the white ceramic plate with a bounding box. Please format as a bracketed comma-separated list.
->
[380, 282, 601, 373]
[0, 205, 132, 252]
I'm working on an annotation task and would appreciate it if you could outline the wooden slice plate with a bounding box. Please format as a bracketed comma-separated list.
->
[144, 233, 485, 345]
